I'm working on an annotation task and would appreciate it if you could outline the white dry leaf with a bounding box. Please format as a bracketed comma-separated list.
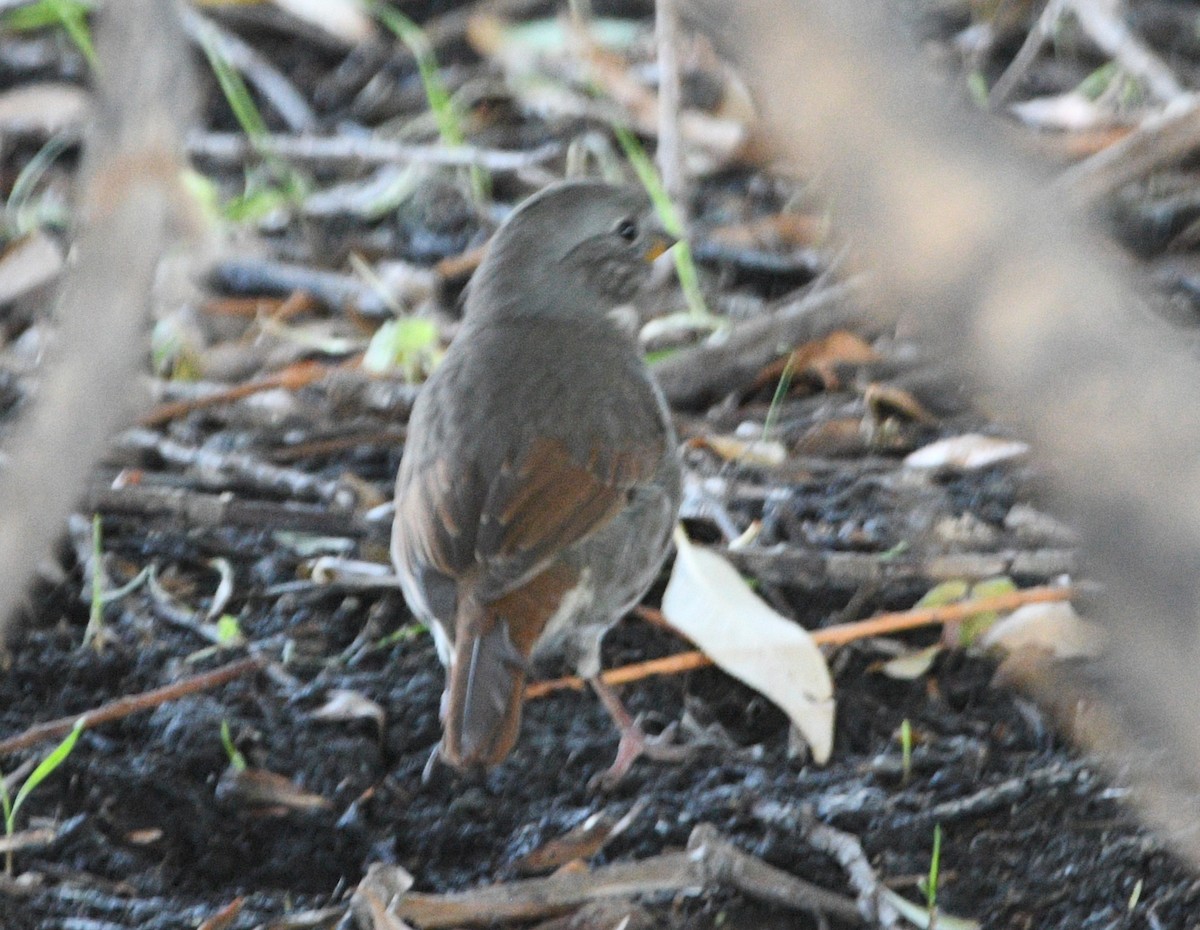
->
[879, 644, 942, 680]
[0, 83, 90, 137]
[980, 601, 1103, 659]
[351, 863, 417, 930]
[703, 434, 788, 468]
[270, 0, 375, 45]
[310, 556, 396, 588]
[311, 689, 387, 731]
[661, 529, 835, 763]
[1009, 91, 1114, 131]
[904, 434, 1029, 471]
[879, 887, 980, 930]
[0, 233, 64, 305]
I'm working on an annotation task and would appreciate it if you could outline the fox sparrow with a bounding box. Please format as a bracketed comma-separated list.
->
[391, 179, 682, 778]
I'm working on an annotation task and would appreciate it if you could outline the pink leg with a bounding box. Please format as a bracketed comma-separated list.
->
[588, 677, 691, 789]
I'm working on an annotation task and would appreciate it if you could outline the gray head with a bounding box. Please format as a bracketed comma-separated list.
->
[465, 180, 674, 323]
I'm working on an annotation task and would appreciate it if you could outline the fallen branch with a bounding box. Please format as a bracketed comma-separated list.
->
[372, 823, 862, 928]
[140, 358, 346, 427]
[652, 279, 878, 409]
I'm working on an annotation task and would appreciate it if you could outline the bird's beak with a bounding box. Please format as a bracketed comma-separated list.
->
[642, 231, 677, 263]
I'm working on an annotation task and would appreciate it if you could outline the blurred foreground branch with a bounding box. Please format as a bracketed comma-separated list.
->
[703, 0, 1200, 861]
[0, 0, 194, 644]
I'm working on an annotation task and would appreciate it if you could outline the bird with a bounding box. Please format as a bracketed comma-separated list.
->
[390, 179, 683, 781]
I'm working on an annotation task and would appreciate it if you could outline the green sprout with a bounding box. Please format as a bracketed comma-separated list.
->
[197, 29, 306, 221]
[925, 823, 942, 915]
[214, 615, 243, 646]
[220, 720, 247, 772]
[0, 717, 86, 875]
[373, 621, 428, 651]
[761, 352, 797, 444]
[899, 719, 913, 785]
[2, 0, 96, 69]
[369, 2, 490, 201]
[613, 125, 714, 322]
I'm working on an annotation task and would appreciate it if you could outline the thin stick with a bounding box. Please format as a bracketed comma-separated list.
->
[0, 656, 263, 756]
[655, 0, 685, 211]
[139, 358, 349, 427]
[524, 584, 1073, 698]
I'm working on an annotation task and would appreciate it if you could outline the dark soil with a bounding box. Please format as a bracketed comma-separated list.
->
[2, 2, 1200, 929]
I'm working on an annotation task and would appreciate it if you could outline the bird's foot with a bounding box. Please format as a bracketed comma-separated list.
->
[589, 719, 693, 791]
[587, 677, 693, 791]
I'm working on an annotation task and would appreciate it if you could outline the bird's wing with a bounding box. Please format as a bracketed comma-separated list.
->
[393, 429, 663, 628]
[392, 397, 667, 768]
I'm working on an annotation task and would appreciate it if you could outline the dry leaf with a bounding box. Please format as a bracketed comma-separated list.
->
[878, 644, 942, 680]
[214, 767, 331, 811]
[270, 0, 374, 44]
[864, 382, 939, 425]
[904, 434, 1029, 471]
[514, 812, 617, 875]
[1010, 91, 1116, 131]
[310, 689, 386, 731]
[0, 83, 90, 137]
[693, 434, 787, 467]
[661, 530, 835, 763]
[351, 864, 417, 930]
[0, 233, 65, 306]
[980, 602, 1102, 659]
[196, 898, 245, 930]
[752, 330, 879, 393]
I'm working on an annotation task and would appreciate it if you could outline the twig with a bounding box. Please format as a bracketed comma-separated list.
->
[115, 428, 348, 504]
[187, 131, 562, 171]
[382, 824, 862, 928]
[1065, 0, 1184, 104]
[82, 482, 374, 539]
[727, 545, 1076, 592]
[0, 0, 194, 646]
[0, 656, 263, 756]
[988, 0, 1065, 107]
[525, 585, 1073, 698]
[1060, 93, 1200, 203]
[652, 279, 878, 409]
[655, 0, 685, 211]
[140, 359, 346, 427]
[179, 7, 316, 131]
[881, 761, 1087, 833]
[208, 257, 402, 318]
[803, 819, 901, 928]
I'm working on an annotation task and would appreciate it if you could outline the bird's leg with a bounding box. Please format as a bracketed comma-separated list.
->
[588, 676, 691, 789]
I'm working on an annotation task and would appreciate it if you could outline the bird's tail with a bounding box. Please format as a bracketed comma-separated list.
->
[440, 601, 528, 769]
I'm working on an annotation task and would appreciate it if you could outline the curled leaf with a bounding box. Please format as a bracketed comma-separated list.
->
[661, 530, 835, 763]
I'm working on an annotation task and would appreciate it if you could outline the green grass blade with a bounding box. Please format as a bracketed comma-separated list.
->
[3, 0, 96, 68]
[761, 352, 796, 443]
[10, 717, 86, 825]
[612, 125, 713, 321]
[927, 823, 942, 910]
[6, 131, 72, 235]
[199, 32, 269, 142]
[220, 720, 248, 772]
[369, 1, 490, 200]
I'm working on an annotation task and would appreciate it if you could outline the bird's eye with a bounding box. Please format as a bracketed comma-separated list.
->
[614, 218, 638, 242]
